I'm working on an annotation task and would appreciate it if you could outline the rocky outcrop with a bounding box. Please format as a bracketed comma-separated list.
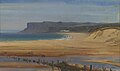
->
[20, 21, 120, 34]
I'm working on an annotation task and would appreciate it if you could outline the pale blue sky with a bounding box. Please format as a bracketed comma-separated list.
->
[0, 0, 119, 31]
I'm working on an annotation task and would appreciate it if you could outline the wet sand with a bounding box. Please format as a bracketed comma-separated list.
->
[0, 62, 48, 68]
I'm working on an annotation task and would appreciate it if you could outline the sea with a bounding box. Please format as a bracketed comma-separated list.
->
[0, 33, 66, 41]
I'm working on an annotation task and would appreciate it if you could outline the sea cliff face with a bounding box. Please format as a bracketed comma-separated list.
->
[20, 21, 120, 34]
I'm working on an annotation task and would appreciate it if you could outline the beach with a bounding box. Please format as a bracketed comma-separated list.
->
[0, 33, 119, 57]
[0, 32, 119, 67]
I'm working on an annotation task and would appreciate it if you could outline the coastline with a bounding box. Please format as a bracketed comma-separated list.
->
[0, 33, 119, 67]
[0, 33, 119, 56]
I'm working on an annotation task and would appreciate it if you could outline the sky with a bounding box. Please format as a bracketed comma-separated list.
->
[0, 0, 120, 31]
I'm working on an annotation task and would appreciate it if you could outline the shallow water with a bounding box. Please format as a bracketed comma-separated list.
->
[0, 56, 120, 71]
[0, 33, 66, 41]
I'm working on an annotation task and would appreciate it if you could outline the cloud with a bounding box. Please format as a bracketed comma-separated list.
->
[0, 0, 120, 6]
[0, 1, 119, 30]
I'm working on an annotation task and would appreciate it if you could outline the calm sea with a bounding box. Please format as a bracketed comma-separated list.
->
[0, 33, 65, 41]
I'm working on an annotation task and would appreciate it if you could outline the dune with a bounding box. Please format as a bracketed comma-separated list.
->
[85, 27, 120, 46]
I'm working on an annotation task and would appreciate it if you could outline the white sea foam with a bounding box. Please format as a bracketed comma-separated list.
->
[55, 34, 72, 40]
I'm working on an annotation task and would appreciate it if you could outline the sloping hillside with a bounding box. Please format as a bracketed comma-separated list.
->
[86, 27, 120, 45]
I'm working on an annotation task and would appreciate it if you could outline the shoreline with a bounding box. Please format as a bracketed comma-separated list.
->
[84, 60, 120, 67]
[0, 32, 119, 68]
[0, 33, 119, 56]
[0, 62, 48, 68]
[54, 33, 72, 40]
[0, 33, 69, 42]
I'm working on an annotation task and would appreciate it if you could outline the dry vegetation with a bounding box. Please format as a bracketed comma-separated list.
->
[86, 27, 120, 46]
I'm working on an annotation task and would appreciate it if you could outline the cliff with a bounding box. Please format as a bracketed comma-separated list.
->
[20, 21, 120, 34]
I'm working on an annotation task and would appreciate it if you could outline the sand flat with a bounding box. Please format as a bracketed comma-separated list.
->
[0, 62, 48, 68]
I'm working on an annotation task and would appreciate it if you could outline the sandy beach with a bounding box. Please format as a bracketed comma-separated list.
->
[0, 32, 120, 68]
[0, 33, 119, 57]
